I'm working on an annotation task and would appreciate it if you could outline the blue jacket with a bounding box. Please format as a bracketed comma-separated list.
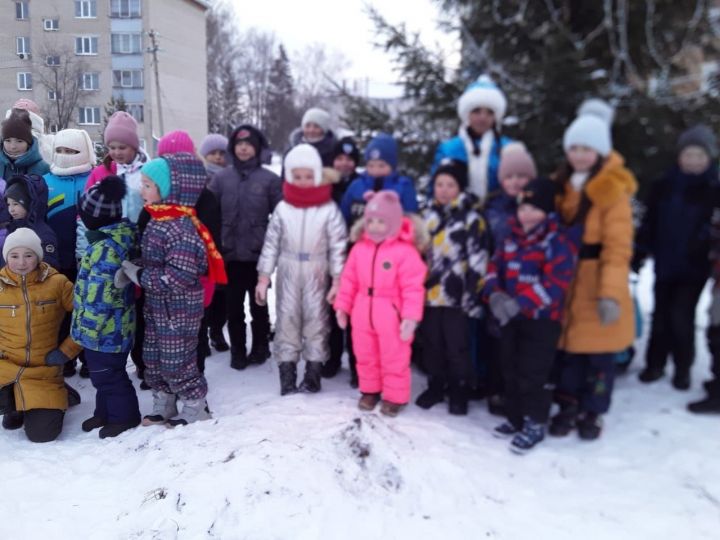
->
[340, 171, 418, 227]
[0, 138, 49, 180]
[484, 189, 517, 254]
[43, 171, 90, 270]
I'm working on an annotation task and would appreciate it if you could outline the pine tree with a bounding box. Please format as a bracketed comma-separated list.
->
[264, 45, 300, 150]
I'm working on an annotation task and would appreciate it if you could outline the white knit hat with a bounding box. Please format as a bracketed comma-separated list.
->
[563, 115, 612, 157]
[3, 227, 43, 262]
[301, 108, 331, 133]
[284, 143, 323, 186]
[577, 98, 615, 126]
[457, 75, 507, 125]
[50, 128, 96, 176]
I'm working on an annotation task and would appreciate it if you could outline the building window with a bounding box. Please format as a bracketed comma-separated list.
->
[75, 0, 97, 18]
[48, 90, 61, 101]
[15, 1, 29, 20]
[46, 55, 61, 67]
[127, 104, 144, 123]
[49, 124, 60, 134]
[17, 72, 32, 91]
[75, 36, 99, 55]
[43, 19, 60, 31]
[111, 33, 142, 55]
[80, 72, 100, 91]
[112, 69, 143, 88]
[78, 107, 101, 125]
[16, 37, 31, 56]
[110, 0, 141, 18]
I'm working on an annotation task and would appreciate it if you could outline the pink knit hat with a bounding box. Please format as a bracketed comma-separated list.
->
[12, 98, 41, 115]
[157, 130, 196, 156]
[104, 111, 139, 149]
[363, 190, 403, 243]
[498, 142, 537, 181]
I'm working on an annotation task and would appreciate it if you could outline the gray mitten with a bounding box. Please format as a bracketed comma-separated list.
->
[114, 268, 131, 288]
[489, 292, 512, 325]
[45, 349, 70, 366]
[121, 260, 142, 286]
[597, 298, 620, 325]
[710, 289, 720, 327]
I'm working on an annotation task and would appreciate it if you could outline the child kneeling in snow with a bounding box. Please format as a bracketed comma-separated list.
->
[255, 144, 347, 395]
[334, 191, 427, 417]
[483, 178, 575, 453]
[117, 155, 226, 426]
[72, 175, 141, 438]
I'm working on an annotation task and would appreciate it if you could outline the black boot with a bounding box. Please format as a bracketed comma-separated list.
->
[415, 378, 445, 409]
[79, 363, 90, 378]
[279, 362, 298, 395]
[210, 329, 230, 352]
[549, 403, 579, 437]
[99, 419, 140, 439]
[321, 357, 341, 379]
[688, 395, 720, 414]
[577, 412, 603, 440]
[672, 369, 691, 391]
[248, 342, 271, 365]
[82, 415, 106, 432]
[448, 381, 469, 416]
[2, 411, 24, 430]
[230, 347, 250, 371]
[65, 383, 81, 407]
[63, 359, 77, 377]
[639, 367, 664, 383]
[487, 394, 506, 417]
[298, 361, 323, 393]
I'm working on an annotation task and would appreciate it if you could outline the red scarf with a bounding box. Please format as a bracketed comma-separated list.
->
[282, 181, 332, 208]
[144, 203, 228, 285]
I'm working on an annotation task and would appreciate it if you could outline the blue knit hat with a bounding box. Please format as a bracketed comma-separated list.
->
[141, 158, 171, 199]
[364, 133, 398, 170]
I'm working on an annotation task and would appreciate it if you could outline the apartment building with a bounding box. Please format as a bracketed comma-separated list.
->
[0, 0, 208, 152]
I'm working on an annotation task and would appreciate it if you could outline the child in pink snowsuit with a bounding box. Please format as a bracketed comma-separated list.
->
[334, 190, 426, 416]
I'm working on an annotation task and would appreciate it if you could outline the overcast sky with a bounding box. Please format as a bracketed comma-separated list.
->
[227, 0, 458, 96]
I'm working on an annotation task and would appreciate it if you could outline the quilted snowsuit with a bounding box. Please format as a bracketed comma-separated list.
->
[257, 198, 347, 364]
[335, 217, 427, 404]
[139, 154, 208, 400]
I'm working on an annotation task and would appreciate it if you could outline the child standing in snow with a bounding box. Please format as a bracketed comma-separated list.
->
[416, 159, 490, 415]
[255, 144, 347, 395]
[116, 155, 224, 426]
[72, 175, 140, 438]
[484, 178, 575, 453]
[334, 190, 427, 416]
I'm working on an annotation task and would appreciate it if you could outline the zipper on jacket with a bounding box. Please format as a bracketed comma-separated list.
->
[13, 275, 32, 410]
[0, 304, 19, 317]
[368, 243, 381, 330]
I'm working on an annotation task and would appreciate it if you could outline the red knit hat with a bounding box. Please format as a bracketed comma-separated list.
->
[104, 111, 139, 149]
[363, 190, 403, 243]
[158, 130, 196, 156]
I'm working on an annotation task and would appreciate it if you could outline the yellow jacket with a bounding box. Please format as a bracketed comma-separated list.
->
[0, 263, 80, 411]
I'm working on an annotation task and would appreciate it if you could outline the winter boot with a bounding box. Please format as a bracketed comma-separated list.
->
[510, 417, 545, 454]
[230, 347, 250, 371]
[79, 363, 90, 378]
[139, 380, 151, 391]
[142, 391, 178, 426]
[358, 393, 381, 411]
[414, 378, 445, 410]
[380, 400, 404, 417]
[638, 367, 664, 383]
[248, 342, 271, 365]
[166, 399, 211, 427]
[65, 383, 81, 407]
[279, 362, 298, 396]
[197, 338, 212, 362]
[492, 421, 519, 439]
[99, 420, 140, 438]
[63, 359, 77, 377]
[577, 412, 603, 440]
[487, 394, 506, 417]
[298, 361, 323, 393]
[549, 403, 579, 437]
[672, 369, 691, 391]
[210, 329, 230, 352]
[321, 357, 341, 379]
[687, 395, 720, 414]
[448, 381, 469, 416]
[81, 415, 106, 432]
[349, 356, 358, 389]
[2, 411, 24, 430]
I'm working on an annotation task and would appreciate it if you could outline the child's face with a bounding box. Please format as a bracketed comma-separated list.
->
[366, 159, 392, 178]
[3, 138, 29, 156]
[6, 198, 27, 220]
[7, 247, 39, 275]
[679, 145, 711, 175]
[468, 107, 495, 134]
[303, 122, 324, 142]
[234, 141, 256, 162]
[55, 146, 80, 156]
[500, 174, 530, 197]
[434, 173, 461, 206]
[366, 216, 387, 237]
[140, 175, 162, 204]
[107, 142, 136, 165]
[333, 154, 356, 177]
[517, 203, 547, 232]
[291, 168, 316, 188]
[566, 145, 600, 173]
[205, 150, 226, 167]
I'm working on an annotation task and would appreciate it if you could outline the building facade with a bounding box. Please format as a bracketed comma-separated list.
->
[0, 0, 208, 153]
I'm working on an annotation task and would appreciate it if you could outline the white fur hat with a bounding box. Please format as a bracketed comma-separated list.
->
[457, 75, 507, 125]
[50, 128, 96, 176]
[3, 227, 43, 262]
[563, 114, 612, 157]
[301, 108, 331, 133]
[284, 143, 323, 186]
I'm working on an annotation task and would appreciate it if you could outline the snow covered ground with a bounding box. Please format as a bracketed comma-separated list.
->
[1, 266, 719, 540]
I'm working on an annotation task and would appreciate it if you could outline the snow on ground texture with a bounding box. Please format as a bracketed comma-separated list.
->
[1, 266, 719, 539]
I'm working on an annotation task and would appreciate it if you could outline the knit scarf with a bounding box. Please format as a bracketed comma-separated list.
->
[282, 182, 332, 208]
[144, 203, 228, 285]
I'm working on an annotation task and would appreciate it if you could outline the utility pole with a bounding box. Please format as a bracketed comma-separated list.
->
[147, 29, 164, 136]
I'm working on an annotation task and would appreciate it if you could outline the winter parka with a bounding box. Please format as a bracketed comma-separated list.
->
[422, 192, 490, 318]
[0, 263, 80, 411]
[340, 172, 419, 227]
[556, 151, 638, 353]
[43, 170, 90, 270]
[0, 137, 49, 180]
[484, 188, 517, 254]
[71, 220, 136, 353]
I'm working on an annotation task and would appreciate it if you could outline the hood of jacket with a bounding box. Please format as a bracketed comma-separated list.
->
[89, 220, 135, 251]
[0, 137, 44, 169]
[229, 124, 270, 172]
[583, 151, 638, 208]
[6, 173, 49, 226]
[161, 153, 207, 207]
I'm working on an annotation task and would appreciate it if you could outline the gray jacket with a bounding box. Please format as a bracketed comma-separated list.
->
[208, 159, 282, 262]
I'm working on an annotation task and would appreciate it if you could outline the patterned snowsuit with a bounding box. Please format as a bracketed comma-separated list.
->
[335, 217, 427, 404]
[139, 154, 208, 400]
